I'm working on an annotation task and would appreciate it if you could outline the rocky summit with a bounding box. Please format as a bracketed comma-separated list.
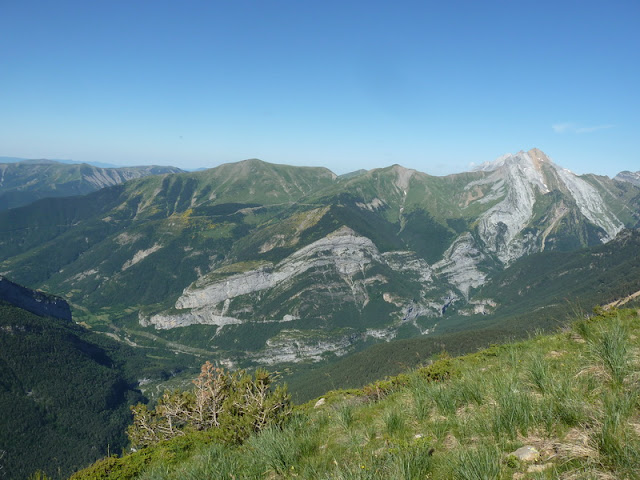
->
[1, 149, 639, 369]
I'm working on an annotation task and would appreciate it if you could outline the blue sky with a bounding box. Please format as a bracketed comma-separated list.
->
[1, 0, 638, 176]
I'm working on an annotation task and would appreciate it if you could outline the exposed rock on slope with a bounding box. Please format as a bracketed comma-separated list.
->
[474, 149, 622, 253]
[144, 226, 438, 331]
[433, 149, 625, 294]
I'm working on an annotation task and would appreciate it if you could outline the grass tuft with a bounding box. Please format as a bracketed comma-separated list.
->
[383, 410, 406, 437]
[452, 446, 502, 480]
[337, 404, 356, 430]
[588, 318, 632, 386]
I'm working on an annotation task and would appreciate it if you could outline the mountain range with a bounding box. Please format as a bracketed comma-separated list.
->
[1, 148, 639, 377]
[0, 159, 182, 210]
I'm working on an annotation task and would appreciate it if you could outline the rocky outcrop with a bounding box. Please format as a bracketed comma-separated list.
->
[143, 227, 438, 333]
[175, 226, 384, 310]
[250, 330, 355, 364]
[433, 233, 487, 297]
[552, 165, 623, 240]
[472, 149, 622, 262]
[142, 309, 242, 330]
[474, 151, 549, 263]
[0, 276, 72, 322]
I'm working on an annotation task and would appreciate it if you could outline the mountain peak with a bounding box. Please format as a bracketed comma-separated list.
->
[473, 148, 552, 173]
[389, 164, 417, 190]
[527, 148, 551, 166]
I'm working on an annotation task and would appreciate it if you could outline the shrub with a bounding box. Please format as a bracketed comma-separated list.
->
[361, 379, 393, 401]
[127, 362, 291, 449]
[416, 353, 460, 383]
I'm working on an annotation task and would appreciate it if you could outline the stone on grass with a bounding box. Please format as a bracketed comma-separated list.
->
[510, 445, 540, 462]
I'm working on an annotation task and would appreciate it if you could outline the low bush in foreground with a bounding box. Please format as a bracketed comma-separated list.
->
[128, 363, 292, 448]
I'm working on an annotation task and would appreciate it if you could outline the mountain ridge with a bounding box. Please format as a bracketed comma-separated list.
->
[1, 148, 639, 372]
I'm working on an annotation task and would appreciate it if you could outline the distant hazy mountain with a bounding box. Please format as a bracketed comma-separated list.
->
[0, 160, 183, 210]
[0, 149, 638, 373]
[0, 156, 119, 168]
[615, 170, 640, 186]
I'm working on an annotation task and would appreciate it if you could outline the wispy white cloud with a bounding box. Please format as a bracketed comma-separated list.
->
[552, 122, 615, 134]
[552, 123, 574, 133]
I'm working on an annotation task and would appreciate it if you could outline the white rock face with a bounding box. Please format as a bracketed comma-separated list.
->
[552, 165, 623, 240]
[143, 310, 243, 330]
[140, 226, 441, 352]
[142, 227, 398, 331]
[474, 151, 548, 264]
[250, 330, 354, 364]
[356, 198, 386, 211]
[364, 328, 397, 341]
[390, 164, 416, 191]
[176, 226, 382, 310]
[122, 244, 162, 271]
[614, 170, 640, 186]
[382, 251, 433, 283]
[443, 149, 625, 292]
[433, 233, 487, 297]
[475, 149, 623, 247]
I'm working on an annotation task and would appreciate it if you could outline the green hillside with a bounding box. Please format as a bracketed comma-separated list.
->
[0, 302, 140, 479]
[0, 298, 199, 480]
[2, 153, 640, 479]
[72, 307, 640, 480]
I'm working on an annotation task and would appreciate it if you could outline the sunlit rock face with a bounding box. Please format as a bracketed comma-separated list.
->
[435, 149, 624, 295]
[144, 227, 438, 333]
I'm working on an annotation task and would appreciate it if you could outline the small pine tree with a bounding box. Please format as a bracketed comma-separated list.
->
[127, 362, 291, 449]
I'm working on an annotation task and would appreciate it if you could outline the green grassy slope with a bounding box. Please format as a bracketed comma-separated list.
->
[73, 308, 640, 480]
